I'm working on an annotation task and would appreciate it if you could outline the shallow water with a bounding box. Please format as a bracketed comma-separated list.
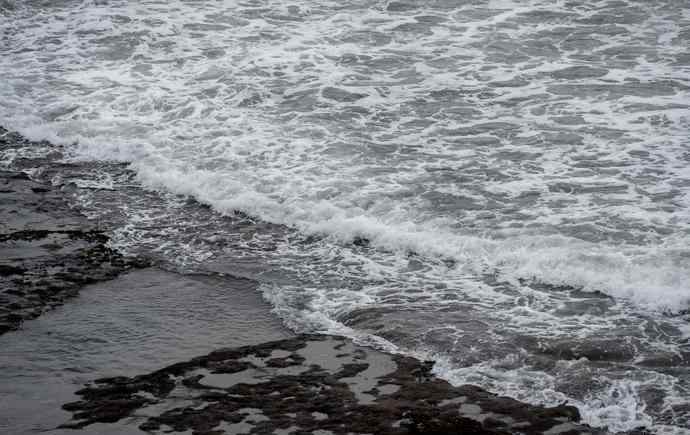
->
[1, 0, 690, 432]
[0, 268, 290, 434]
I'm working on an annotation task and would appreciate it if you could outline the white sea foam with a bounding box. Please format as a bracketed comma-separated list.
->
[432, 354, 685, 433]
[1, 0, 689, 432]
[115, 162, 690, 312]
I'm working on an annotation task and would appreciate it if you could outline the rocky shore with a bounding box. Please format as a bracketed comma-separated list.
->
[0, 168, 149, 335]
[0, 127, 147, 334]
[0, 127, 643, 435]
[61, 334, 599, 435]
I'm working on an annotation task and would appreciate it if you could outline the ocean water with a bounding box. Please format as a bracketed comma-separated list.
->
[1, 0, 689, 433]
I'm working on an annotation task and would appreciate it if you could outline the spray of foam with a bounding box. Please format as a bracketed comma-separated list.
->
[2, 2, 690, 432]
[125, 162, 689, 313]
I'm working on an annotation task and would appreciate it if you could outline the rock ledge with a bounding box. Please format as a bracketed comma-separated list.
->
[0, 128, 149, 334]
[62, 334, 600, 435]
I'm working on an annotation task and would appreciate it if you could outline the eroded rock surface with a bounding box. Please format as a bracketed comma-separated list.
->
[0, 170, 148, 334]
[62, 334, 602, 435]
[0, 127, 148, 334]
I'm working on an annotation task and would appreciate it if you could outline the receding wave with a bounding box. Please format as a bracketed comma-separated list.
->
[2, 0, 690, 432]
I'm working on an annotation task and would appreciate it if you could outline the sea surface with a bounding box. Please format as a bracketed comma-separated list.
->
[1, 0, 689, 433]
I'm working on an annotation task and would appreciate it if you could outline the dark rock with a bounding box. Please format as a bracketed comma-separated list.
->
[0, 127, 149, 334]
[62, 334, 607, 434]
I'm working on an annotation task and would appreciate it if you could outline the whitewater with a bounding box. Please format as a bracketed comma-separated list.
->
[1, 0, 689, 432]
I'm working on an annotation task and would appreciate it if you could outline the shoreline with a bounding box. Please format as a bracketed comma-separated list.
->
[1, 126, 294, 434]
[0, 128, 150, 333]
[0, 127, 643, 434]
[61, 334, 602, 435]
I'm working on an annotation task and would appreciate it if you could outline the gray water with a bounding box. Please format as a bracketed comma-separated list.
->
[1, 0, 690, 432]
[0, 268, 290, 434]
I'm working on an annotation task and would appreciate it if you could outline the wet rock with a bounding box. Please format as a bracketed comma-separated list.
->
[62, 334, 604, 435]
[0, 127, 149, 334]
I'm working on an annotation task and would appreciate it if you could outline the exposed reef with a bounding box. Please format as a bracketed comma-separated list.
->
[62, 334, 602, 435]
[0, 128, 148, 334]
